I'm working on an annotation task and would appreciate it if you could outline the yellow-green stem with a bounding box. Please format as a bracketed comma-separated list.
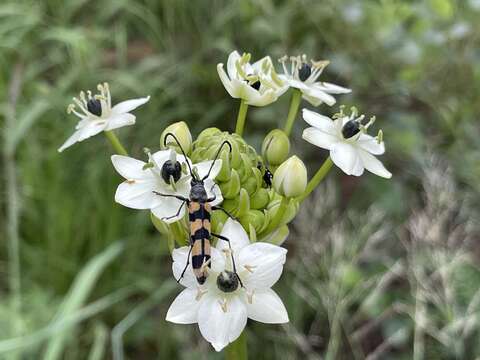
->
[283, 89, 302, 136]
[235, 100, 249, 136]
[104, 131, 128, 156]
[297, 157, 333, 202]
[225, 331, 248, 360]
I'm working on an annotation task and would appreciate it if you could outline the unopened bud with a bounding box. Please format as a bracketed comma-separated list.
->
[272, 156, 307, 198]
[262, 129, 290, 166]
[160, 121, 193, 155]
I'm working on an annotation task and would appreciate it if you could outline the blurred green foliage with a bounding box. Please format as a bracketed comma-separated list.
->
[0, 0, 479, 358]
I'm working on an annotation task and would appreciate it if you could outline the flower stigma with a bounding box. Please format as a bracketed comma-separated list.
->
[298, 62, 312, 81]
[161, 160, 182, 184]
[87, 98, 102, 116]
[216, 270, 239, 293]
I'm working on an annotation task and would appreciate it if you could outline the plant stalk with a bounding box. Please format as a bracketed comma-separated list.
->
[104, 131, 128, 156]
[235, 100, 249, 136]
[283, 89, 302, 136]
[297, 157, 333, 202]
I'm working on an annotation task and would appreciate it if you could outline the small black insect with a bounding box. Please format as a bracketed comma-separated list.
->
[257, 161, 273, 188]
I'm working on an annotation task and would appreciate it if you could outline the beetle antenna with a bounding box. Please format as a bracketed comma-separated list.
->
[202, 141, 232, 181]
[164, 133, 195, 179]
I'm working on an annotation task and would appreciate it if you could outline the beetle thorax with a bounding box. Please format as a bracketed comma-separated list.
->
[190, 181, 208, 202]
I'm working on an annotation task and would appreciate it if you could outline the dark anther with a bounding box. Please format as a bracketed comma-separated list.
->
[87, 99, 102, 116]
[250, 80, 261, 90]
[298, 63, 312, 81]
[161, 160, 182, 184]
[342, 120, 361, 139]
[216, 270, 239, 293]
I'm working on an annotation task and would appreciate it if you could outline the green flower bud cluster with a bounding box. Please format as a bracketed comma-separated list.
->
[192, 127, 297, 244]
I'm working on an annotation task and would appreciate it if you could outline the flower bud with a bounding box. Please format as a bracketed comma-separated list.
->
[272, 156, 307, 198]
[262, 129, 290, 166]
[160, 121, 192, 155]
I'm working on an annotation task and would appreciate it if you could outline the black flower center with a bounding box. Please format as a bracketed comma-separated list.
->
[216, 271, 239, 293]
[87, 99, 102, 116]
[161, 160, 182, 184]
[250, 80, 261, 90]
[342, 120, 361, 139]
[298, 63, 312, 81]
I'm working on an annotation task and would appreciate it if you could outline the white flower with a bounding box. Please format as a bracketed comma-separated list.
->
[111, 149, 222, 223]
[302, 108, 392, 178]
[279, 55, 351, 106]
[166, 219, 289, 351]
[217, 50, 288, 106]
[58, 83, 150, 152]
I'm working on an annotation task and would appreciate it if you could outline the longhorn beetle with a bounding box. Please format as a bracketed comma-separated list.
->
[153, 133, 243, 287]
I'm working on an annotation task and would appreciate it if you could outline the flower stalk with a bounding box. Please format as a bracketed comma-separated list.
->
[225, 331, 248, 360]
[235, 100, 249, 136]
[283, 89, 302, 136]
[105, 131, 128, 156]
[298, 156, 333, 202]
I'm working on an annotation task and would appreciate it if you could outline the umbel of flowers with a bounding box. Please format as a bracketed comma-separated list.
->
[58, 50, 391, 355]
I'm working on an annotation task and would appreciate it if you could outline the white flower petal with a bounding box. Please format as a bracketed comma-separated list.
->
[172, 246, 197, 288]
[358, 149, 392, 178]
[301, 93, 324, 107]
[217, 64, 235, 97]
[302, 109, 336, 134]
[166, 288, 200, 324]
[115, 179, 160, 209]
[111, 96, 150, 115]
[287, 79, 310, 91]
[246, 289, 289, 324]
[330, 142, 364, 176]
[105, 113, 136, 131]
[77, 120, 107, 141]
[226, 50, 241, 80]
[111, 155, 152, 180]
[238, 243, 287, 289]
[216, 218, 250, 254]
[357, 133, 385, 155]
[194, 159, 222, 180]
[151, 197, 187, 224]
[302, 87, 337, 106]
[198, 294, 247, 352]
[246, 89, 277, 107]
[251, 56, 273, 72]
[58, 129, 82, 152]
[204, 179, 223, 206]
[313, 82, 351, 94]
[302, 127, 338, 150]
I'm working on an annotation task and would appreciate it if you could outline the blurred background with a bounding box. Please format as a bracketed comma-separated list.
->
[1, 0, 479, 358]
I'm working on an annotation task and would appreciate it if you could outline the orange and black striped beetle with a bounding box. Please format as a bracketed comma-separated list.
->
[153, 133, 242, 287]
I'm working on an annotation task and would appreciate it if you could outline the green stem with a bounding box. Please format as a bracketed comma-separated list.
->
[283, 89, 302, 136]
[104, 131, 128, 156]
[225, 331, 248, 360]
[263, 196, 290, 235]
[297, 157, 333, 202]
[235, 100, 249, 136]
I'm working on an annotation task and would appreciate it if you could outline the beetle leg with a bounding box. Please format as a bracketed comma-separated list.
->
[176, 245, 193, 284]
[161, 200, 187, 221]
[152, 191, 188, 202]
[211, 206, 238, 221]
[210, 233, 244, 288]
